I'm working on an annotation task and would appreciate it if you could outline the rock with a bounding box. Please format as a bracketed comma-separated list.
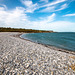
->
[25, 63, 30, 69]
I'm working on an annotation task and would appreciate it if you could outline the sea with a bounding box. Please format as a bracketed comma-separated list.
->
[21, 32, 75, 51]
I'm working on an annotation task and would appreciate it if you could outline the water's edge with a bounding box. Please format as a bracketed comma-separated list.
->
[19, 33, 75, 55]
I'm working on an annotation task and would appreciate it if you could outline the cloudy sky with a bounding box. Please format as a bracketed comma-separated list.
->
[0, 0, 75, 32]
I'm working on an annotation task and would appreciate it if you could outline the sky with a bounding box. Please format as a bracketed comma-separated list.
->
[0, 0, 75, 32]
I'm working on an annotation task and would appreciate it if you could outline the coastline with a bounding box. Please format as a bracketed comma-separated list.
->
[19, 33, 75, 55]
[0, 32, 75, 74]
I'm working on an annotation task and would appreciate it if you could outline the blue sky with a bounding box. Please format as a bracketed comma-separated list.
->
[0, 0, 75, 32]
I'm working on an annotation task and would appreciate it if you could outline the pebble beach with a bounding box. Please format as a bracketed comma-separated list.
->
[0, 32, 75, 75]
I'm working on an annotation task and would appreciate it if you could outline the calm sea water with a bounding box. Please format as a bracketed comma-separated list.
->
[21, 32, 75, 51]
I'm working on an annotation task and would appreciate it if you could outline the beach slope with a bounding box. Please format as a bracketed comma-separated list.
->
[0, 32, 75, 75]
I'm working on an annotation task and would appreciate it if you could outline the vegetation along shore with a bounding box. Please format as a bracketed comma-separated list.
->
[0, 27, 54, 33]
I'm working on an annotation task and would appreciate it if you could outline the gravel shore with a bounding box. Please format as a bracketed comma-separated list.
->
[0, 32, 75, 75]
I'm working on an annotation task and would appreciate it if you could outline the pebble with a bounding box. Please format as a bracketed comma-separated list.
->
[0, 32, 75, 75]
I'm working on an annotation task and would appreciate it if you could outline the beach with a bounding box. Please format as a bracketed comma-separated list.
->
[0, 32, 75, 75]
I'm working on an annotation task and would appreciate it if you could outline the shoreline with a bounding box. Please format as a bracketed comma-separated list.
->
[0, 32, 75, 74]
[16, 33, 75, 55]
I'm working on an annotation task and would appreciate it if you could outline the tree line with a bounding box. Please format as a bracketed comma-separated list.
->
[0, 27, 53, 33]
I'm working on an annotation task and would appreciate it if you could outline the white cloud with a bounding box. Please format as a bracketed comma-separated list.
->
[29, 21, 75, 32]
[63, 13, 75, 16]
[40, 0, 67, 12]
[0, 6, 30, 27]
[40, 0, 49, 3]
[0, 4, 7, 10]
[25, 3, 38, 13]
[49, 21, 75, 32]
[0, 5, 75, 32]
[0, 7, 56, 29]
[40, 3, 67, 12]
[0, 7, 5, 11]
[41, 13, 56, 22]
[20, 0, 68, 13]
[21, 0, 38, 13]
[41, 0, 66, 7]
[21, 0, 33, 7]
[27, 13, 56, 30]
[19, 0, 75, 13]
[40, 6, 55, 12]
[56, 4, 67, 11]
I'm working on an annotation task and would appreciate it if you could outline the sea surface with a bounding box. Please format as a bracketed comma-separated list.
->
[21, 32, 75, 51]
